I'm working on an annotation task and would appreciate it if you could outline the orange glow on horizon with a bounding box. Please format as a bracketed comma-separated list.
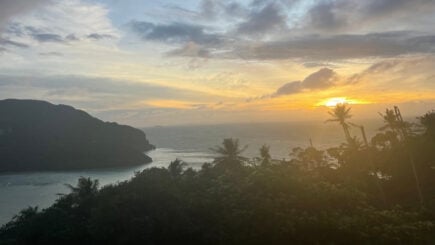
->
[317, 97, 371, 107]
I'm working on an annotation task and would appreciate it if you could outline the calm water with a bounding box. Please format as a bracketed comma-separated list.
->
[0, 121, 382, 225]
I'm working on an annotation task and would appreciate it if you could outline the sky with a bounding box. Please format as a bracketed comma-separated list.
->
[0, 0, 435, 126]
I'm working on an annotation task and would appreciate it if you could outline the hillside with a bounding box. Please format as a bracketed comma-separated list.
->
[0, 99, 154, 171]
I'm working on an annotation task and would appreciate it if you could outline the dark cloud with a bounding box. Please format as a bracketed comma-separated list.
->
[166, 42, 210, 58]
[200, 0, 218, 20]
[236, 3, 287, 36]
[361, 0, 433, 18]
[38, 52, 63, 57]
[306, 1, 348, 31]
[301, 0, 435, 32]
[346, 59, 402, 84]
[130, 21, 223, 45]
[303, 62, 337, 68]
[234, 32, 435, 60]
[32, 33, 64, 43]
[87, 33, 114, 40]
[302, 68, 337, 89]
[6, 25, 69, 44]
[223, 2, 247, 17]
[272, 68, 337, 97]
[0, 37, 28, 48]
[0, 0, 49, 31]
[65, 34, 79, 41]
[273, 81, 302, 96]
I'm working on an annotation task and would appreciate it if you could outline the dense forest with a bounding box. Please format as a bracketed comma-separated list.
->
[1, 105, 434, 244]
[0, 99, 154, 171]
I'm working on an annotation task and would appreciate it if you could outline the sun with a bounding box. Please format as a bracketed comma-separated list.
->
[324, 97, 349, 107]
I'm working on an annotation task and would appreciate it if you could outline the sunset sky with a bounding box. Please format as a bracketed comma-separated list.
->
[1, 0, 435, 126]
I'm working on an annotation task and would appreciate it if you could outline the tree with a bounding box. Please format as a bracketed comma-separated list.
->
[12, 206, 38, 223]
[211, 138, 248, 167]
[420, 110, 435, 142]
[168, 159, 187, 177]
[379, 109, 399, 132]
[290, 146, 328, 170]
[63, 177, 99, 206]
[326, 104, 353, 144]
[259, 144, 271, 166]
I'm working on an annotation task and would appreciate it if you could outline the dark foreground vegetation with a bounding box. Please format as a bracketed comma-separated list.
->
[1, 105, 435, 244]
[0, 99, 154, 171]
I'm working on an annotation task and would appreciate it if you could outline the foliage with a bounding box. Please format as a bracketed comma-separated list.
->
[326, 104, 353, 143]
[0, 99, 154, 172]
[1, 108, 435, 244]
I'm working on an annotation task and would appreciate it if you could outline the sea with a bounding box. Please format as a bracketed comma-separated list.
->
[0, 121, 383, 225]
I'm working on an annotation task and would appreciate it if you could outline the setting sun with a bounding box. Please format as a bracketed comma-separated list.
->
[318, 97, 370, 107]
[324, 97, 349, 107]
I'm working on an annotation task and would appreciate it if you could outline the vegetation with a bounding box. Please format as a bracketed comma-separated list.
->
[0, 99, 154, 171]
[1, 106, 435, 244]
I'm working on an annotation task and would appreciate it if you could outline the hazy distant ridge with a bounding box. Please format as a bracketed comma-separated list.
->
[0, 99, 154, 172]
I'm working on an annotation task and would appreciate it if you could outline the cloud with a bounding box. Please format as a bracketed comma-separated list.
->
[346, 56, 435, 87]
[302, 68, 337, 89]
[0, 0, 119, 51]
[87, 33, 114, 40]
[273, 81, 302, 96]
[32, 33, 64, 43]
[127, 1, 435, 62]
[236, 3, 287, 36]
[38, 51, 63, 57]
[272, 68, 337, 97]
[200, 0, 219, 20]
[300, 0, 435, 32]
[0, 74, 223, 113]
[0, 37, 28, 48]
[306, 1, 348, 31]
[234, 31, 435, 60]
[130, 21, 223, 45]
[166, 42, 210, 58]
[0, 0, 49, 31]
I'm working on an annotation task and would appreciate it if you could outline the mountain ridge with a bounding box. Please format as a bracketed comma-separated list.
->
[0, 99, 154, 172]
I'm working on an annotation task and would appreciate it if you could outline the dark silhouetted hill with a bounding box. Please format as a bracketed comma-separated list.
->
[0, 99, 154, 172]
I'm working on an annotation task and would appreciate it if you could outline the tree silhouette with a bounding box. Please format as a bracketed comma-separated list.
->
[211, 138, 248, 167]
[326, 104, 353, 144]
[290, 146, 327, 170]
[168, 159, 187, 177]
[420, 110, 435, 142]
[259, 144, 272, 166]
[379, 109, 398, 130]
[12, 206, 38, 223]
[64, 177, 99, 206]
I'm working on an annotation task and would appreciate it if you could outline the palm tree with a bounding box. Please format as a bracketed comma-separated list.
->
[259, 144, 271, 166]
[420, 110, 435, 142]
[326, 104, 353, 144]
[12, 206, 38, 223]
[168, 159, 187, 177]
[382, 107, 424, 207]
[211, 138, 248, 167]
[379, 109, 398, 131]
[64, 177, 99, 205]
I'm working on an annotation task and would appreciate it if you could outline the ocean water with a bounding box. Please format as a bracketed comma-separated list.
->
[143, 121, 382, 160]
[0, 121, 382, 225]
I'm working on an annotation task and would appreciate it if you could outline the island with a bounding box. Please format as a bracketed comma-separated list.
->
[0, 99, 154, 172]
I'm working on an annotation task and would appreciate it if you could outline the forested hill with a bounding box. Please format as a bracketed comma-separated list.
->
[1, 107, 435, 243]
[0, 99, 154, 172]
